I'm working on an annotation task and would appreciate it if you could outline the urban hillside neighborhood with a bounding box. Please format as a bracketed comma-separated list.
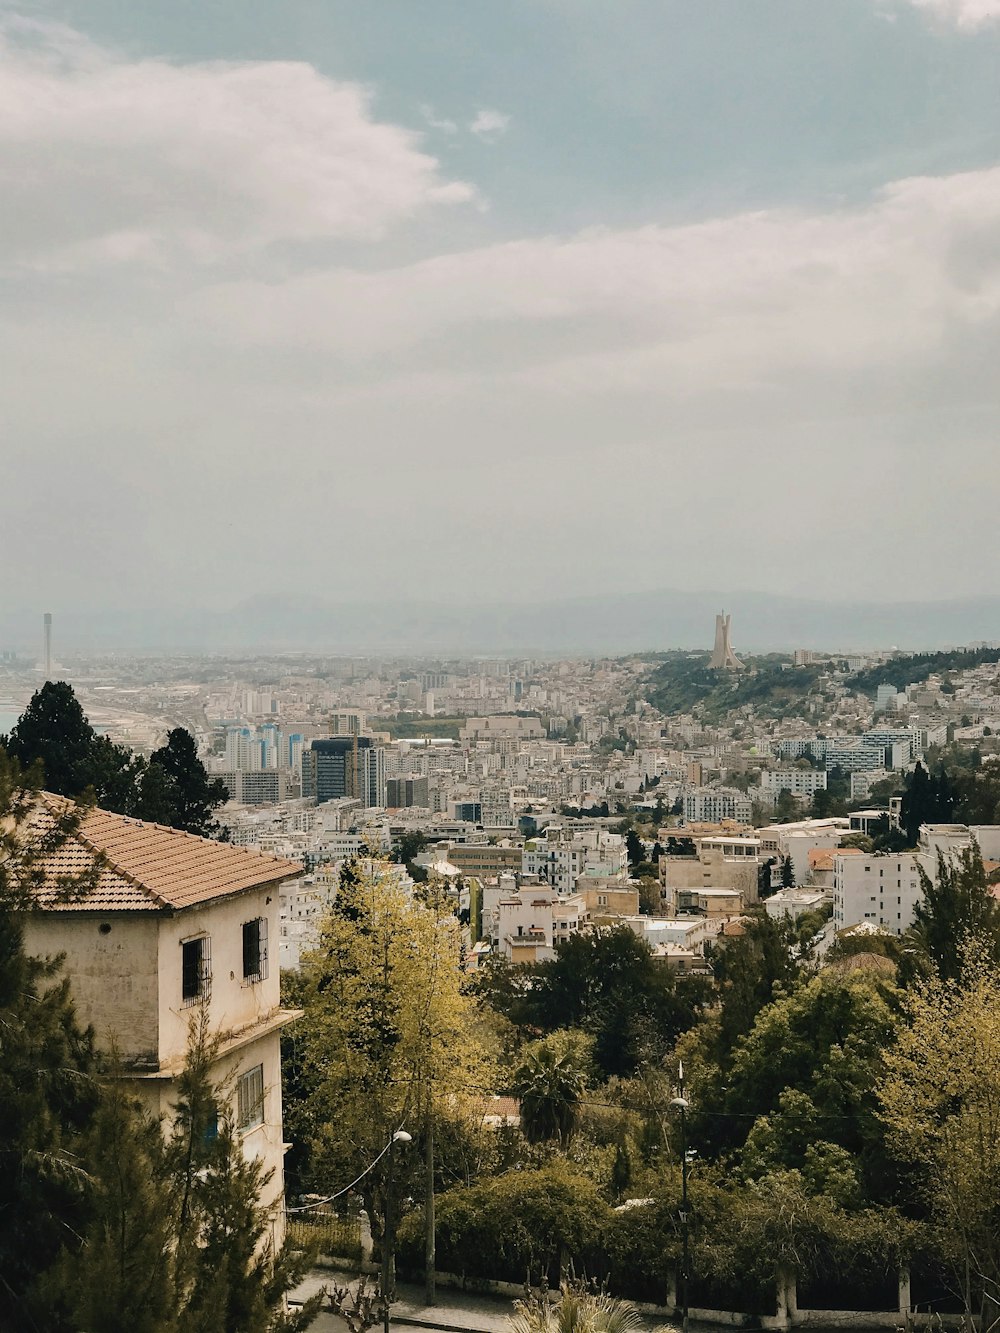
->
[6, 618, 1000, 1329]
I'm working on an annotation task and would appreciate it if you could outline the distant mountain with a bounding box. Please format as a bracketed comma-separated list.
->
[0, 590, 998, 658]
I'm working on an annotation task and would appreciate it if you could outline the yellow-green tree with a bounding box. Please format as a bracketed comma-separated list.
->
[289, 860, 490, 1269]
[879, 938, 1000, 1331]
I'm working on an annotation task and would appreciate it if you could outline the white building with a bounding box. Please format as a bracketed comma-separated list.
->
[495, 881, 590, 963]
[521, 826, 628, 894]
[760, 770, 828, 798]
[683, 787, 753, 825]
[24, 797, 301, 1250]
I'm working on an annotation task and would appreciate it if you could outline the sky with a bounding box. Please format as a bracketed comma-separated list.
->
[3, 0, 1000, 617]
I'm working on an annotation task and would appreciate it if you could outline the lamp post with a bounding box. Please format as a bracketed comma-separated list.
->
[671, 1061, 691, 1333]
[382, 1130, 412, 1333]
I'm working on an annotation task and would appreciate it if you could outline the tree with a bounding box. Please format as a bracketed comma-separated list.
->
[909, 843, 1000, 982]
[624, 828, 645, 871]
[711, 911, 800, 1059]
[4, 680, 101, 798]
[60, 1075, 176, 1333]
[146, 728, 228, 837]
[879, 938, 1000, 1331]
[780, 856, 795, 889]
[513, 1037, 586, 1147]
[775, 789, 798, 822]
[522, 927, 706, 1078]
[0, 751, 101, 1331]
[164, 1009, 321, 1333]
[288, 860, 488, 1261]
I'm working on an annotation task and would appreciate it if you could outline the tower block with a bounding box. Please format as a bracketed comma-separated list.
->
[710, 612, 744, 671]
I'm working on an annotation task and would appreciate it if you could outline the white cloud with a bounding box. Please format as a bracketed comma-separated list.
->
[469, 108, 510, 141]
[0, 17, 474, 267]
[419, 103, 458, 134]
[894, 0, 1000, 28]
[188, 163, 1000, 406]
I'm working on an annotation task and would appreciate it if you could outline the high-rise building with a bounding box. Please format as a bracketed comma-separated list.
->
[386, 776, 429, 809]
[302, 737, 386, 807]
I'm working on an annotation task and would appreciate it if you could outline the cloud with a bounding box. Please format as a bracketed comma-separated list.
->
[469, 108, 510, 141]
[0, 17, 474, 267]
[419, 103, 458, 134]
[893, 0, 1000, 28]
[187, 162, 1000, 410]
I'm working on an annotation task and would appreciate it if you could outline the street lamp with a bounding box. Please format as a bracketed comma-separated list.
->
[671, 1061, 691, 1333]
[382, 1130, 412, 1333]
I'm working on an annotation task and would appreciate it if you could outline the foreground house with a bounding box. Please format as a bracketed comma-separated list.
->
[22, 796, 302, 1247]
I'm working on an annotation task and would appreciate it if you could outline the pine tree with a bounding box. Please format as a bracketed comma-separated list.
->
[61, 1076, 176, 1333]
[166, 1009, 322, 1333]
[781, 855, 795, 889]
[911, 844, 1000, 983]
[3, 681, 143, 812]
[4, 680, 97, 798]
[147, 729, 228, 836]
[0, 750, 100, 1331]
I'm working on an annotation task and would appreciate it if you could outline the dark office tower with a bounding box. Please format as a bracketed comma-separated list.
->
[301, 736, 386, 807]
[43, 613, 52, 679]
[386, 776, 430, 809]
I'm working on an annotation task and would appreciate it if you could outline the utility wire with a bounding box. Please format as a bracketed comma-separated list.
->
[286, 1126, 408, 1213]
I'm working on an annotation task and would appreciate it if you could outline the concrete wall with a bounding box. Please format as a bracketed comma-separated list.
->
[156, 881, 284, 1070]
[24, 911, 161, 1064]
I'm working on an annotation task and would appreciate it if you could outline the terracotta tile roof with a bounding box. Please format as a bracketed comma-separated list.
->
[30, 795, 302, 913]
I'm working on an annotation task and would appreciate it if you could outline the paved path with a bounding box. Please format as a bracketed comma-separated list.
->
[289, 1270, 681, 1333]
[289, 1272, 518, 1333]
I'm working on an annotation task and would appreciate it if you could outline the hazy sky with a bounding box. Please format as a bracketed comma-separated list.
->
[3, 0, 1000, 614]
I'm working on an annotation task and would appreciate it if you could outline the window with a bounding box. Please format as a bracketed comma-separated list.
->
[181, 935, 211, 1005]
[237, 1064, 264, 1131]
[242, 917, 268, 984]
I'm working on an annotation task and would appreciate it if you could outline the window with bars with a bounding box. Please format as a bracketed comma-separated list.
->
[237, 1064, 264, 1131]
[181, 935, 211, 1005]
[242, 917, 268, 984]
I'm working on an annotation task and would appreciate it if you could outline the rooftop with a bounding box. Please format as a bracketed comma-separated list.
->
[29, 795, 302, 913]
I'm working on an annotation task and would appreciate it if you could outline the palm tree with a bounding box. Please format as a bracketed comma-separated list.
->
[512, 1045, 585, 1148]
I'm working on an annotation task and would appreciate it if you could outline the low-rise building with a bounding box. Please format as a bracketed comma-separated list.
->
[23, 798, 301, 1250]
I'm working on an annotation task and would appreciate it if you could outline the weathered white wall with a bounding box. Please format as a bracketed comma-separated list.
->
[24, 911, 161, 1063]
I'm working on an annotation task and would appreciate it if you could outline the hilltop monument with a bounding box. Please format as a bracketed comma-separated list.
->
[709, 611, 744, 671]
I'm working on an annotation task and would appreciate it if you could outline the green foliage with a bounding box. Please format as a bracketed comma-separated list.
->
[509, 1278, 644, 1333]
[0, 752, 100, 1331]
[509, 927, 707, 1078]
[3, 685, 225, 835]
[513, 1036, 588, 1147]
[851, 646, 1000, 697]
[710, 911, 801, 1059]
[142, 728, 228, 836]
[397, 1162, 610, 1285]
[59, 1077, 176, 1333]
[646, 654, 821, 723]
[910, 843, 1000, 983]
[899, 762, 956, 845]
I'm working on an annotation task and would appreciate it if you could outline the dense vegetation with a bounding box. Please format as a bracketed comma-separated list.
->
[645, 653, 823, 721]
[850, 646, 1000, 696]
[2, 682, 227, 835]
[280, 843, 1000, 1325]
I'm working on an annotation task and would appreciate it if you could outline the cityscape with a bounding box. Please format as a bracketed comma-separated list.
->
[4, 1, 1000, 1330]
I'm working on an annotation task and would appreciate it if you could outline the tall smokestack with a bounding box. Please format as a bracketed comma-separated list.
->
[43, 612, 52, 679]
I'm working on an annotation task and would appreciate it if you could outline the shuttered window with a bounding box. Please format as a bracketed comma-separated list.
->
[237, 1064, 264, 1130]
